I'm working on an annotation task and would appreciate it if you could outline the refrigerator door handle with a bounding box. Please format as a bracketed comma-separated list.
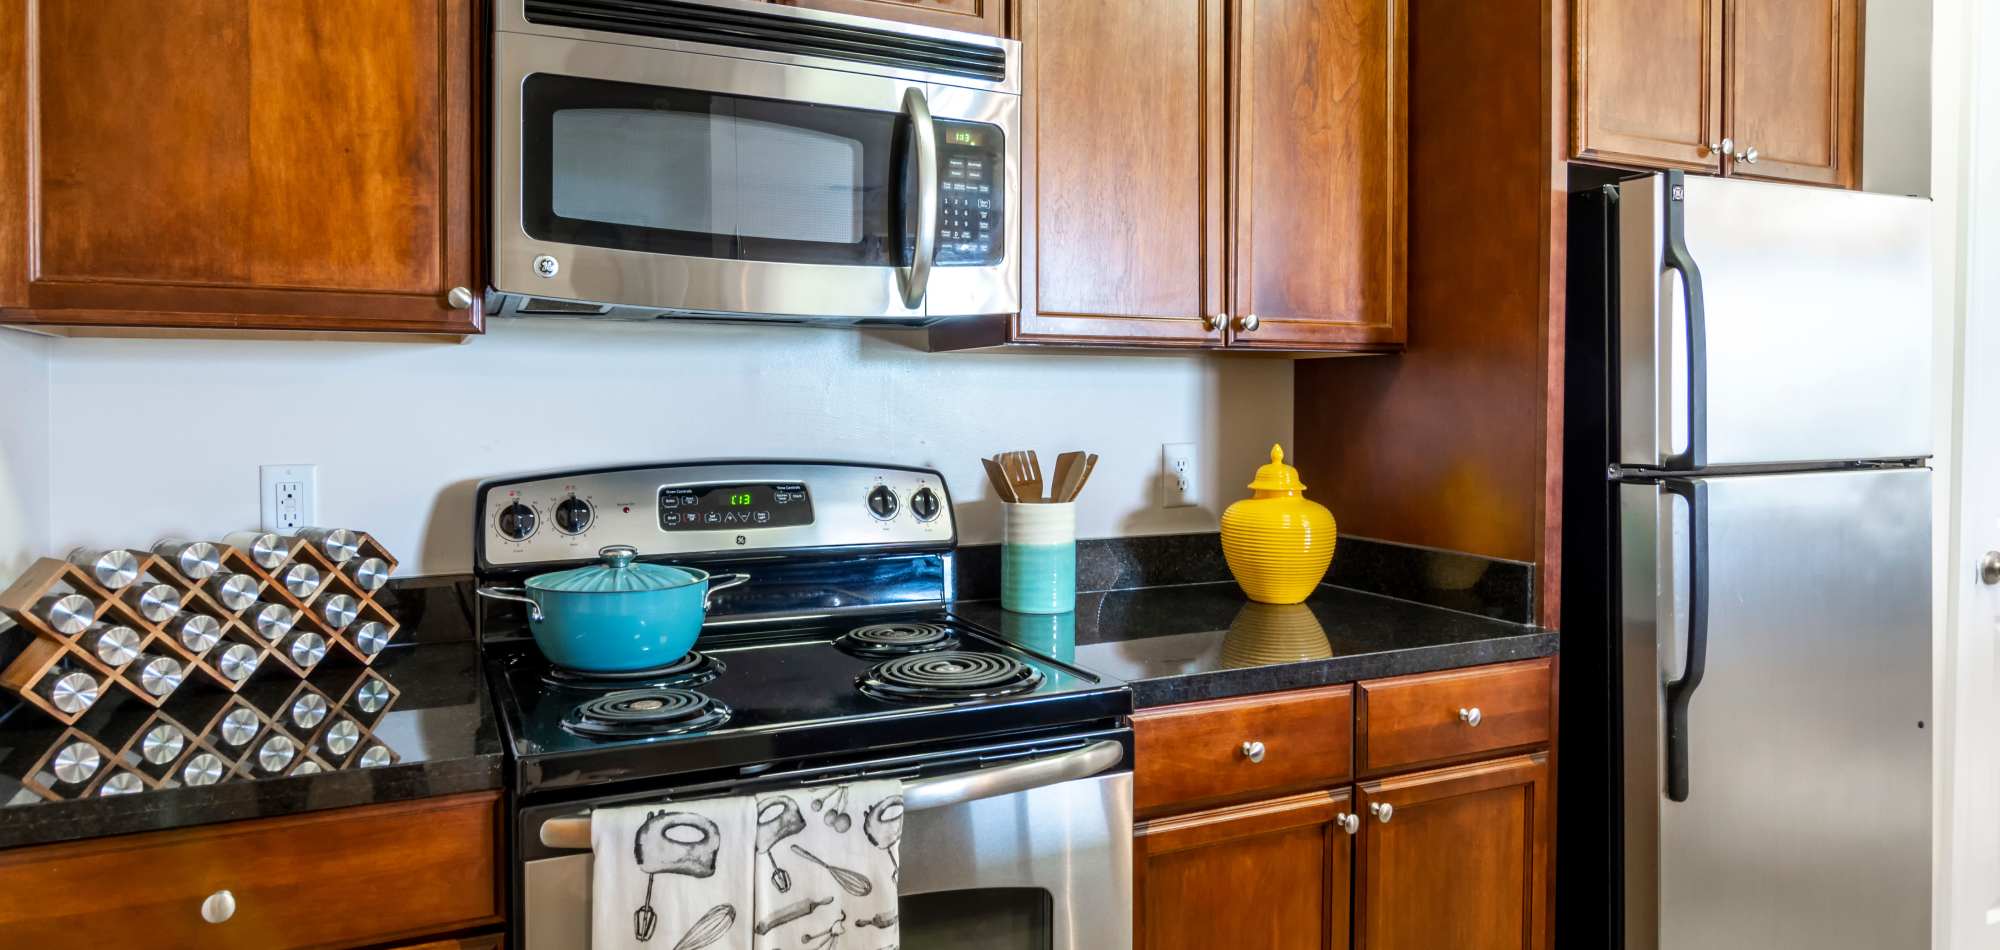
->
[1660, 477, 1709, 802]
[1659, 170, 1709, 471]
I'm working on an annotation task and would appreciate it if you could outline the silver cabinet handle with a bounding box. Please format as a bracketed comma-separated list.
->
[1234, 313, 1260, 332]
[1203, 314, 1226, 332]
[446, 286, 474, 309]
[536, 739, 1125, 851]
[1735, 145, 1760, 164]
[1459, 707, 1483, 727]
[200, 889, 236, 924]
[1980, 551, 2000, 585]
[1241, 740, 1265, 764]
[1704, 137, 1734, 157]
[1370, 801, 1393, 823]
[1337, 812, 1360, 835]
[899, 86, 939, 311]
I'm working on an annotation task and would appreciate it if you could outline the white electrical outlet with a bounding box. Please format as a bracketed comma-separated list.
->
[260, 464, 317, 532]
[1162, 443, 1198, 508]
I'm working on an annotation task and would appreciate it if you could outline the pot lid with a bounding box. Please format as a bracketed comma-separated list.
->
[528, 546, 701, 593]
[1246, 444, 1307, 493]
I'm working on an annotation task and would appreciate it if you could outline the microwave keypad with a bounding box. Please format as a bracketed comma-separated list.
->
[934, 119, 1003, 267]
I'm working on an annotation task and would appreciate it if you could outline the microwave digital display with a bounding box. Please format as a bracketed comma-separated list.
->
[659, 483, 814, 530]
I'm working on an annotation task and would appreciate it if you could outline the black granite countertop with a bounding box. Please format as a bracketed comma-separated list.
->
[955, 581, 1556, 708]
[0, 580, 501, 851]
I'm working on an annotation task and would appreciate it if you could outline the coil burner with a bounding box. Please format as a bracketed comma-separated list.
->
[562, 688, 731, 738]
[857, 651, 1044, 702]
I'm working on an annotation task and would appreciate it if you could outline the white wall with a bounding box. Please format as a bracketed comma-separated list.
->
[1866, 0, 1935, 197]
[34, 320, 1290, 576]
[0, 328, 51, 585]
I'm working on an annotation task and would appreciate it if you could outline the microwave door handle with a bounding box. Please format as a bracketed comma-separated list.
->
[900, 85, 939, 311]
[535, 740, 1125, 851]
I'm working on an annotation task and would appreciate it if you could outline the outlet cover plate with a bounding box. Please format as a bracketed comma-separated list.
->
[1162, 443, 1198, 508]
[260, 464, 317, 533]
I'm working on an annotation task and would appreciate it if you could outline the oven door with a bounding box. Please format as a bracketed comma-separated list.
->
[493, 30, 1020, 321]
[521, 738, 1131, 950]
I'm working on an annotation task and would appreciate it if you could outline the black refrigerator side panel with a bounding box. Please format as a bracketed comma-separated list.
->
[1556, 184, 1623, 950]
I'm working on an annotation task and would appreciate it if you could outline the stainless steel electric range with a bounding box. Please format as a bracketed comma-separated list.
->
[473, 461, 1133, 950]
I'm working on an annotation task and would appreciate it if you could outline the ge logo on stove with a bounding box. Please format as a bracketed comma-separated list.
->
[736, 535, 747, 546]
[532, 255, 559, 278]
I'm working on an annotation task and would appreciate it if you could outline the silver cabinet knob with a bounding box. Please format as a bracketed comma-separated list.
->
[445, 286, 474, 310]
[1234, 313, 1260, 332]
[1241, 740, 1266, 764]
[1203, 314, 1226, 332]
[1370, 801, 1393, 823]
[200, 889, 236, 924]
[1981, 551, 2000, 585]
[1459, 707, 1483, 727]
[1704, 137, 1734, 157]
[1735, 145, 1760, 164]
[1337, 812, 1360, 835]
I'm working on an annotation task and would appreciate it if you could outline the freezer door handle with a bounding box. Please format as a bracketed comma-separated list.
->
[1661, 478, 1710, 802]
[1659, 170, 1709, 471]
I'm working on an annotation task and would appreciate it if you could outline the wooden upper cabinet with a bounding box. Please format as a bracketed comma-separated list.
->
[1011, 0, 1224, 346]
[1353, 755, 1550, 950]
[777, 0, 1005, 36]
[1229, 0, 1405, 350]
[1726, 0, 1860, 188]
[0, 0, 481, 335]
[1573, 0, 1724, 172]
[1136, 790, 1353, 950]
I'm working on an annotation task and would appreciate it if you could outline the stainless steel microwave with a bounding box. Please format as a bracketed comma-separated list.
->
[491, 0, 1021, 325]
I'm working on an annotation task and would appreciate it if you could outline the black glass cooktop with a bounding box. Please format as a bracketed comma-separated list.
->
[486, 610, 1127, 799]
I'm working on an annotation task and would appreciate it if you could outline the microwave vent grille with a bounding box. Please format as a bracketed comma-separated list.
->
[523, 0, 1008, 83]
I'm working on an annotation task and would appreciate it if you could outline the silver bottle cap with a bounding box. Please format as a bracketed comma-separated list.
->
[301, 528, 361, 565]
[291, 759, 324, 776]
[173, 613, 222, 653]
[88, 623, 142, 667]
[154, 539, 222, 580]
[290, 692, 330, 729]
[286, 632, 329, 669]
[246, 602, 298, 641]
[256, 735, 297, 773]
[67, 548, 140, 590]
[324, 718, 360, 755]
[278, 563, 322, 599]
[218, 707, 260, 747]
[38, 593, 95, 635]
[355, 678, 392, 714]
[206, 572, 261, 612]
[51, 742, 102, 784]
[223, 531, 289, 570]
[216, 643, 260, 682]
[352, 620, 391, 656]
[346, 557, 390, 592]
[48, 671, 99, 715]
[140, 724, 186, 765]
[319, 594, 359, 631]
[99, 771, 144, 796]
[138, 655, 185, 697]
[181, 753, 225, 787]
[357, 745, 392, 768]
[126, 582, 182, 623]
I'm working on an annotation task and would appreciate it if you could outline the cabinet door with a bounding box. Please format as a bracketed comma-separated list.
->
[1725, 0, 1859, 187]
[1573, 0, 1725, 173]
[1228, 0, 1405, 350]
[778, 0, 1005, 36]
[0, 0, 481, 334]
[1012, 0, 1223, 346]
[1137, 790, 1353, 950]
[1354, 755, 1549, 950]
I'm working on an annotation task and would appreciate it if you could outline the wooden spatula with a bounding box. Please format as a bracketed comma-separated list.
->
[1051, 451, 1086, 502]
[982, 457, 1019, 503]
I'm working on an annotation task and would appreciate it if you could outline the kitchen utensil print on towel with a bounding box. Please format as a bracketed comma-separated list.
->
[751, 779, 901, 950]
[593, 798, 755, 950]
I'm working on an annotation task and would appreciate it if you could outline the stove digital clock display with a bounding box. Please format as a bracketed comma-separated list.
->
[659, 483, 813, 530]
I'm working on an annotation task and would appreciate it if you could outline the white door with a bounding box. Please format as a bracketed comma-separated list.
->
[1942, 0, 2000, 943]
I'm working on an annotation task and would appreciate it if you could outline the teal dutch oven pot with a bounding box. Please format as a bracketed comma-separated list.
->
[476, 545, 749, 672]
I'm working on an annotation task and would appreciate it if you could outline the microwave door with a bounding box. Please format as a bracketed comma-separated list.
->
[492, 30, 929, 320]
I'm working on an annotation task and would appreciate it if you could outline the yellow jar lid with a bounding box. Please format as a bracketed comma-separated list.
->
[1247, 444, 1306, 492]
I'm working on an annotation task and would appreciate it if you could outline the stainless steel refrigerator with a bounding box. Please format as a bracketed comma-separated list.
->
[1558, 171, 1933, 949]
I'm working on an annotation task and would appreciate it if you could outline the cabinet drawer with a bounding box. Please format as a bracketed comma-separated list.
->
[1357, 658, 1551, 774]
[0, 792, 502, 948]
[1134, 685, 1353, 816]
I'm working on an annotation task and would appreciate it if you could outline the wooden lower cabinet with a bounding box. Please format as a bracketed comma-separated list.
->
[1354, 754, 1550, 950]
[1136, 790, 1354, 950]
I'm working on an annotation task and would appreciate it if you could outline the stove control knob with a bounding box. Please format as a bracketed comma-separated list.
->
[554, 496, 594, 535]
[497, 502, 538, 541]
[910, 487, 941, 522]
[867, 485, 899, 520]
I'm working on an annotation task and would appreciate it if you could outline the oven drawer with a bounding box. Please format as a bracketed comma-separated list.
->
[1356, 658, 1552, 775]
[0, 792, 502, 948]
[1133, 685, 1353, 816]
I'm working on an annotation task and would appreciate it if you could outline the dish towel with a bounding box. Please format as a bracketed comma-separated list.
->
[593, 797, 756, 950]
[591, 779, 903, 950]
[751, 780, 902, 950]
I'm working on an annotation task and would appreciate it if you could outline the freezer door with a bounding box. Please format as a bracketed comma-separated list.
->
[1619, 468, 1930, 950]
[1617, 174, 1932, 468]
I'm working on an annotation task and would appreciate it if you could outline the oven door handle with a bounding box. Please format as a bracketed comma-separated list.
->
[899, 85, 939, 311]
[535, 740, 1124, 851]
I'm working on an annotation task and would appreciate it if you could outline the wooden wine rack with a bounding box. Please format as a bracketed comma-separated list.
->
[0, 533, 401, 724]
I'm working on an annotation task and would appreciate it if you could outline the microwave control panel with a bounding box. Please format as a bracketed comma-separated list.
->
[934, 119, 1004, 267]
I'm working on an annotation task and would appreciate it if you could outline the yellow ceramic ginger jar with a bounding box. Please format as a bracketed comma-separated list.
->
[1220, 444, 1337, 604]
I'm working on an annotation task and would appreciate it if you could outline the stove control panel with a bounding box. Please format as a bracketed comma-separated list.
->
[477, 462, 955, 570]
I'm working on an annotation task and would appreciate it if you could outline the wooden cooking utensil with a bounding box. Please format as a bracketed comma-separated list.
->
[1023, 450, 1045, 503]
[1070, 453, 1099, 500]
[982, 457, 1019, 503]
[1051, 451, 1085, 502]
[999, 450, 1042, 503]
